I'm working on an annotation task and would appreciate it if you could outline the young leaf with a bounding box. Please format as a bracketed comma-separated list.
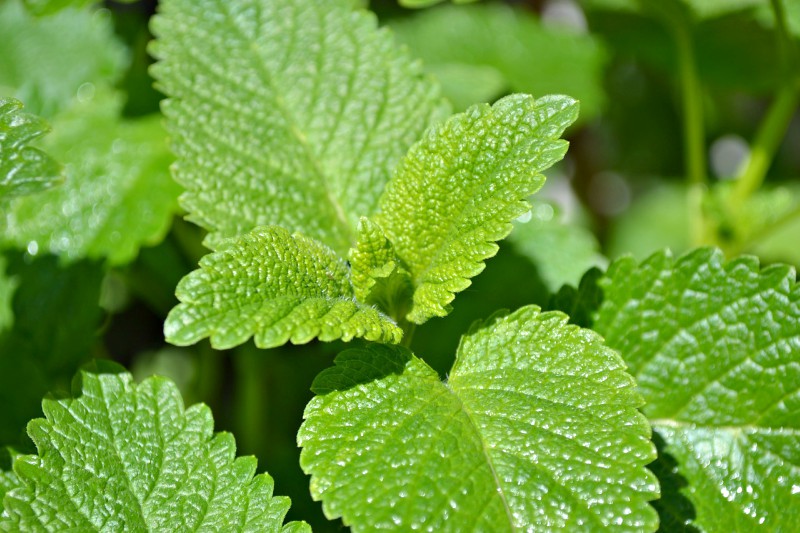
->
[1, 91, 179, 265]
[299, 305, 659, 531]
[150, 0, 449, 255]
[165, 226, 402, 349]
[349, 217, 412, 322]
[376, 94, 578, 323]
[0, 366, 309, 532]
[0, 98, 62, 199]
[594, 248, 800, 531]
[390, 2, 607, 118]
[0, 0, 126, 118]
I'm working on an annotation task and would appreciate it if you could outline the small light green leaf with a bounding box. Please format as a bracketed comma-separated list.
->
[376, 94, 578, 324]
[594, 248, 800, 531]
[390, 3, 607, 118]
[1, 91, 179, 265]
[0, 366, 309, 532]
[165, 226, 402, 350]
[349, 217, 412, 322]
[150, 0, 449, 255]
[0, 97, 62, 199]
[0, 0, 126, 118]
[509, 201, 606, 292]
[299, 305, 659, 531]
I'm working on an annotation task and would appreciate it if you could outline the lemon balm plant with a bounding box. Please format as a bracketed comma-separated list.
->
[1, 0, 799, 531]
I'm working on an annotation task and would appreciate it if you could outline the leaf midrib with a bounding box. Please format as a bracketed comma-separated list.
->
[215, 0, 353, 252]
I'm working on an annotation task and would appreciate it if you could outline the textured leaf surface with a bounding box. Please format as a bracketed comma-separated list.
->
[0, 0, 125, 118]
[2, 92, 179, 265]
[165, 226, 402, 349]
[348, 217, 412, 321]
[0, 254, 104, 448]
[390, 3, 606, 118]
[0, 98, 61, 199]
[150, 0, 448, 255]
[376, 94, 578, 323]
[594, 248, 800, 531]
[0, 367, 308, 532]
[509, 201, 606, 292]
[300, 305, 659, 531]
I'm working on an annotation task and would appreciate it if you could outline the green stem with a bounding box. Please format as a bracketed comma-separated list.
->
[233, 347, 267, 457]
[652, 1, 709, 245]
[400, 321, 416, 348]
[729, 0, 800, 213]
[730, 85, 799, 209]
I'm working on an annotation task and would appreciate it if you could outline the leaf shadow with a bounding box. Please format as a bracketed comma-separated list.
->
[648, 430, 699, 532]
[310, 343, 412, 395]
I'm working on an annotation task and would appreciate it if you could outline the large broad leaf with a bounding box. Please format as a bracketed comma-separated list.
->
[0, 0, 126, 118]
[375, 94, 578, 323]
[165, 226, 402, 349]
[0, 365, 309, 532]
[594, 248, 800, 531]
[299, 305, 659, 531]
[390, 2, 607, 118]
[1, 91, 179, 265]
[150, 0, 449, 255]
[0, 97, 61, 199]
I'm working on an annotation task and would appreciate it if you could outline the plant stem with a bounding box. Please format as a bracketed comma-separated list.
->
[729, 0, 800, 213]
[653, 1, 709, 245]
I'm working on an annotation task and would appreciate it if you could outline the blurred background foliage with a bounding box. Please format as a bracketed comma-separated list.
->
[1, 0, 798, 529]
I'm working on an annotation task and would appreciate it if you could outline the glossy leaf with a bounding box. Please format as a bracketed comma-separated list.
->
[390, 3, 607, 118]
[0, 367, 309, 532]
[376, 94, 578, 323]
[150, 0, 449, 255]
[165, 226, 402, 349]
[0, 98, 61, 199]
[1, 91, 179, 265]
[300, 305, 659, 531]
[0, 0, 126, 118]
[594, 248, 800, 531]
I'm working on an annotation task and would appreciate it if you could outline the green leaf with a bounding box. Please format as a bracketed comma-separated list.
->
[594, 248, 800, 531]
[0, 254, 104, 448]
[0, 366, 309, 532]
[0, 97, 62, 199]
[1, 91, 179, 265]
[376, 94, 578, 324]
[150, 0, 449, 255]
[299, 305, 659, 531]
[508, 201, 606, 292]
[348, 217, 412, 322]
[547, 266, 604, 329]
[390, 3, 607, 118]
[165, 226, 402, 349]
[0, 0, 126, 118]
